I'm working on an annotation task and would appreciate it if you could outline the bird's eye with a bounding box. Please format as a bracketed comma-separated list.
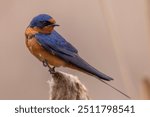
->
[40, 21, 53, 27]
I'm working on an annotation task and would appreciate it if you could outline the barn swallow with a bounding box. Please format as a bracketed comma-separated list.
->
[25, 14, 132, 98]
[25, 14, 113, 81]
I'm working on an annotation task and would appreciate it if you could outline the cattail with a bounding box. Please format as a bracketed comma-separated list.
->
[47, 71, 90, 100]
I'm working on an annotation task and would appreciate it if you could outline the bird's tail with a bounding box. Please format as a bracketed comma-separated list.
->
[68, 55, 113, 81]
[67, 55, 131, 99]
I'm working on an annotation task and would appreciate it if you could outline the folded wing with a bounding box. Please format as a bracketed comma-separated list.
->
[35, 30, 113, 81]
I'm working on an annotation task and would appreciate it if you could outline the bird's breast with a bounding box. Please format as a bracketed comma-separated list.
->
[25, 37, 66, 67]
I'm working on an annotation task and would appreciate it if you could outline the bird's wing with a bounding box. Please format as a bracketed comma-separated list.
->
[36, 30, 78, 57]
[35, 30, 113, 81]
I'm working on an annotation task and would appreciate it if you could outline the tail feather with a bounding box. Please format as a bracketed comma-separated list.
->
[69, 55, 113, 81]
[67, 55, 131, 99]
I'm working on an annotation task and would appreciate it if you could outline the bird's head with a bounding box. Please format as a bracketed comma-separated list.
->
[29, 14, 59, 34]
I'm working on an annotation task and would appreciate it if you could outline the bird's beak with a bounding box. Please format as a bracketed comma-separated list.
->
[51, 24, 60, 27]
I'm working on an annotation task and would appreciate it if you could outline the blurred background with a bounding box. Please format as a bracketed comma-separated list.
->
[0, 0, 150, 99]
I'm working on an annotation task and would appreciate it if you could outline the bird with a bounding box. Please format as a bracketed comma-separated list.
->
[25, 14, 132, 98]
[25, 14, 113, 81]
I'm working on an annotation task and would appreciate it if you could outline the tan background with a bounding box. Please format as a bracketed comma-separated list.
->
[0, 0, 150, 99]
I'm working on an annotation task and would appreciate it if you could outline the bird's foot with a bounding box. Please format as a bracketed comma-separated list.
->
[43, 60, 56, 74]
[48, 66, 55, 74]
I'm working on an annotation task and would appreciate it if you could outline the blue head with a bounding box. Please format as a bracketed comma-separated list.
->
[28, 14, 59, 34]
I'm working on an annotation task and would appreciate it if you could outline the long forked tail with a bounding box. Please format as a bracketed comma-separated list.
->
[67, 55, 131, 98]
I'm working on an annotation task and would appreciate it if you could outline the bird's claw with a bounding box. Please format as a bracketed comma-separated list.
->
[43, 60, 56, 74]
[48, 66, 55, 74]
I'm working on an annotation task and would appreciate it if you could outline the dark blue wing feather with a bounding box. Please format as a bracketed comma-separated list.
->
[35, 30, 113, 81]
[36, 30, 78, 57]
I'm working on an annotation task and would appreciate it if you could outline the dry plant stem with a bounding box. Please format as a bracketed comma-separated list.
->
[48, 71, 90, 100]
